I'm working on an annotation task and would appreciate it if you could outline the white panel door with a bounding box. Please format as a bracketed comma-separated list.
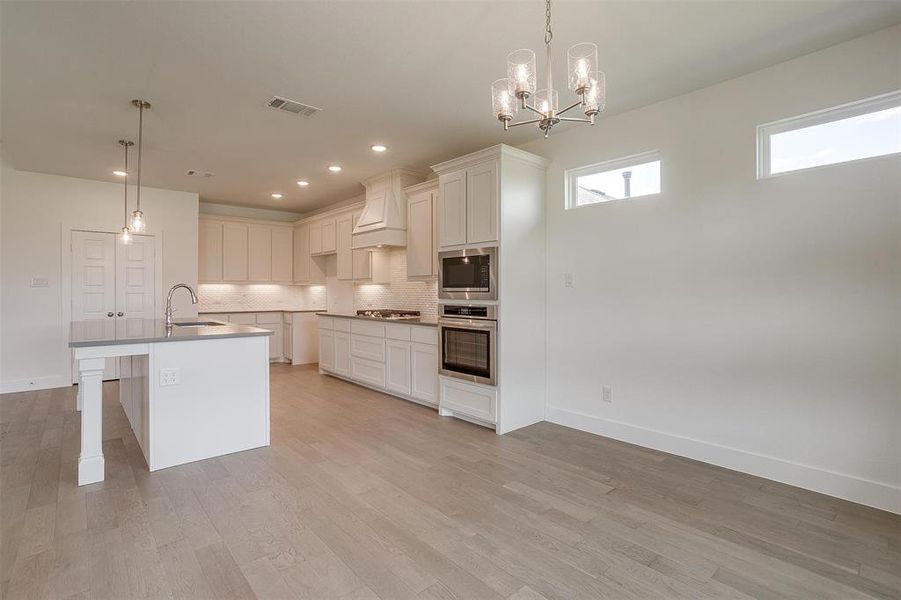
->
[466, 161, 499, 244]
[248, 225, 272, 282]
[271, 228, 293, 282]
[407, 190, 433, 277]
[439, 170, 467, 248]
[386, 340, 412, 396]
[115, 234, 156, 321]
[72, 231, 118, 380]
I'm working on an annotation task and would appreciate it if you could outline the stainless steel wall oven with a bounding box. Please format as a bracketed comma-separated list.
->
[438, 304, 497, 386]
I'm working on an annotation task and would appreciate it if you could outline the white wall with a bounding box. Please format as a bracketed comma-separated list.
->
[521, 25, 901, 513]
[0, 164, 199, 392]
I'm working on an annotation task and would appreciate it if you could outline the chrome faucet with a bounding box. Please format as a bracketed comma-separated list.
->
[165, 284, 198, 326]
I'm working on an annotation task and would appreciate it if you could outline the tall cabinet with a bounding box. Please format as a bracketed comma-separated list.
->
[431, 144, 549, 435]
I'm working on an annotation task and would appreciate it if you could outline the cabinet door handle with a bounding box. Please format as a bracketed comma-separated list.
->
[117, 312, 124, 317]
[107, 312, 114, 317]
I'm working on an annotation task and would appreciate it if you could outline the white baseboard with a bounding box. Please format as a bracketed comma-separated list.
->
[546, 406, 901, 515]
[1, 375, 71, 394]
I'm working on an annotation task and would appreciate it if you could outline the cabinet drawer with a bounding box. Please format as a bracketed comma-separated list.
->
[411, 326, 438, 345]
[440, 378, 497, 423]
[318, 316, 333, 330]
[351, 356, 386, 388]
[333, 318, 351, 332]
[385, 323, 411, 341]
[351, 334, 386, 362]
[351, 320, 385, 338]
[229, 313, 257, 325]
[256, 312, 282, 325]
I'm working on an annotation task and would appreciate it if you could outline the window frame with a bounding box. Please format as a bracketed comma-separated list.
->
[756, 89, 901, 179]
[565, 150, 662, 210]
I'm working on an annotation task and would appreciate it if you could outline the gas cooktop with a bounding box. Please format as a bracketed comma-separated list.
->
[355, 309, 421, 320]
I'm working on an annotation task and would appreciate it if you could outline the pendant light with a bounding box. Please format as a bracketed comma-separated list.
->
[129, 99, 151, 232]
[118, 139, 134, 244]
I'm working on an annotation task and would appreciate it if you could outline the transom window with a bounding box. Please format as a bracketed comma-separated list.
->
[565, 151, 661, 209]
[757, 90, 901, 178]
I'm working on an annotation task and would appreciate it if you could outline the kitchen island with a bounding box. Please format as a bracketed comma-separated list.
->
[69, 318, 272, 485]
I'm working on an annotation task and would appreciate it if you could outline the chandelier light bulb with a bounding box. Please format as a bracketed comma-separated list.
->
[120, 226, 132, 244]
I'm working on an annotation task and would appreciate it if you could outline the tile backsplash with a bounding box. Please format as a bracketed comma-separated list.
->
[198, 248, 437, 317]
[198, 283, 326, 312]
[353, 248, 438, 318]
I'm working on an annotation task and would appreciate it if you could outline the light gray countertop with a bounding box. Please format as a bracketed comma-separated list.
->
[198, 309, 322, 314]
[69, 318, 273, 348]
[317, 313, 438, 327]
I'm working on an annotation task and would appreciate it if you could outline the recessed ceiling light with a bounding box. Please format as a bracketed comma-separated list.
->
[370, 144, 387, 153]
[328, 165, 342, 173]
[271, 193, 283, 199]
[113, 170, 127, 177]
[297, 180, 309, 187]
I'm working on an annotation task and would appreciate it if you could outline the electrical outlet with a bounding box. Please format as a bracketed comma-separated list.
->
[602, 385, 612, 403]
[30, 276, 49, 288]
[564, 272, 575, 288]
[159, 368, 180, 386]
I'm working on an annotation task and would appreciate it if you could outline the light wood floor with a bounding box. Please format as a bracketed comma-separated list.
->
[1, 364, 899, 600]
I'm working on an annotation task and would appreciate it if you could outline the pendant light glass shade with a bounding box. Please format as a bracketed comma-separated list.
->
[534, 88, 558, 117]
[506, 49, 537, 99]
[583, 71, 605, 115]
[491, 78, 517, 121]
[130, 210, 145, 232]
[120, 226, 132, 244]
[118, 139, 134, 244]
[567, 43, 598, 94]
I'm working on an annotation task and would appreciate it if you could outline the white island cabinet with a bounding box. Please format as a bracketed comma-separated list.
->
[69, 318, 272, 486]
[318, 315, 438, 408]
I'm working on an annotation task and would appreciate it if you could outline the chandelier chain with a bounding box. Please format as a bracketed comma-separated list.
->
[544, 0, 552, 45]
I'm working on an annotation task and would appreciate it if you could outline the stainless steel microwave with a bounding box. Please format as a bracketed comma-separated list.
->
[438, 247, 497, 301]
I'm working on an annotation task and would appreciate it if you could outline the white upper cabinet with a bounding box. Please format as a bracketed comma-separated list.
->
[271, 228, 293, 282]
[406, 182, 438, 277]
[309, 221, 323, 255]
[198, 220, 223, 282]
[293, 225, 310, 283]
[321, 218, 337, 254]
[465, 160, 498, 244]
[248, 225, 272, 282]
[200, 217, 294, 284]
[222, 222, 248, 281]
[438, 170, 467, 248]
[336, 214, 354, 280]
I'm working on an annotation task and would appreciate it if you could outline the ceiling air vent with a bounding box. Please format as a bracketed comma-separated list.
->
[266, 96, 321, 117]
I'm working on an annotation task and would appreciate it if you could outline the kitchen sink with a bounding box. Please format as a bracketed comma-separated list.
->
[171, 321, 226, 327]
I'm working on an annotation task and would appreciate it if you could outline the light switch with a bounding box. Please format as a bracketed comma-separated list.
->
[564, 272, 575, 288]
[30, 276, 49, 288]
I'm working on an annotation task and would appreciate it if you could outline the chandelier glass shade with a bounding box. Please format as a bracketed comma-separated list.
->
[130, 99, 151, 233]
[491, 0, 605, 138]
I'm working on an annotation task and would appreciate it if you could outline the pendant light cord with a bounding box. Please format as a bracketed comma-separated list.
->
[123, 143, 129, 225]
[136, 103, 143, 213]
[545, 0, 553, 101]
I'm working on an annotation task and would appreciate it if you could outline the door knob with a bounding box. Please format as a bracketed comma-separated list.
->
[117, 312, 124, 317]
[107, 312, 114, 317]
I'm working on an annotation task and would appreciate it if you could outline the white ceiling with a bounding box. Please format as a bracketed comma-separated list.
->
[2, 1, 899, 213]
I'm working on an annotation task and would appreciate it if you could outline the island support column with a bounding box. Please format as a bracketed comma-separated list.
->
[77, 357, 106, 485]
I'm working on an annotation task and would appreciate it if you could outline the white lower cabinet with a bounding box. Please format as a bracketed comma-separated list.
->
[318, 330, 335, 371]
[333, 331, 351, 377]
[439, 377, 497, 424]
[283, 324, 293, 360]
[318, 317, 438, 407]
[385, 339, 411, 396]
[410, 343, 438, 404]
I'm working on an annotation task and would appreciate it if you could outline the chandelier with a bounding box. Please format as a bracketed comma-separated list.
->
[491, 0, 605, 138]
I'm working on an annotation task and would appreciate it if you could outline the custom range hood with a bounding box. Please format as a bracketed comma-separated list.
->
[352, 169, 426, 249]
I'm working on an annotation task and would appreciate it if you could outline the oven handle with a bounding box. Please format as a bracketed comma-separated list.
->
[438, 318, 497, 331]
